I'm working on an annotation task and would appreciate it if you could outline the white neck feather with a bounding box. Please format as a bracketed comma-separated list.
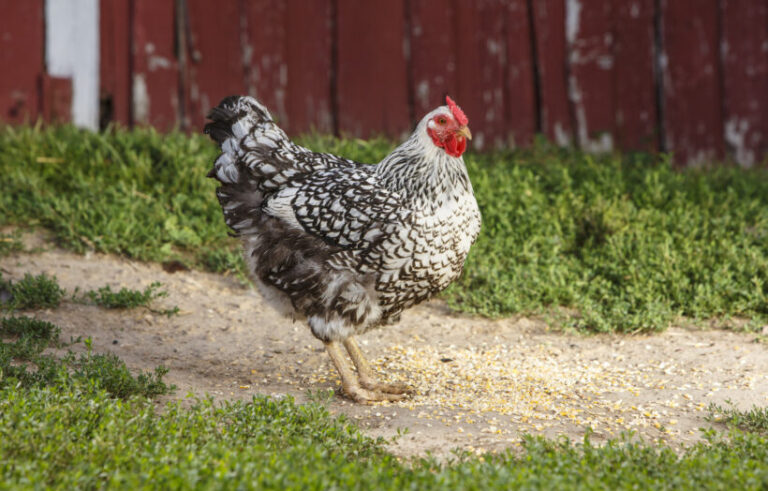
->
[375, 107, 473, 208]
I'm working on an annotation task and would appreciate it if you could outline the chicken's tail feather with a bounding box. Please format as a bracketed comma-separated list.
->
[204, 95, 271, 146]
[205, 95, 309, 189]
[204, 95, 345, 237]
[204, 96, 281, 236]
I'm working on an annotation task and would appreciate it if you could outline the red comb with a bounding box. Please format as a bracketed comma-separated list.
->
[446, 96, 468, 126]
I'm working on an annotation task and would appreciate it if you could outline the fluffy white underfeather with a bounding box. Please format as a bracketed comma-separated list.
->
[308, 316, 355, 341]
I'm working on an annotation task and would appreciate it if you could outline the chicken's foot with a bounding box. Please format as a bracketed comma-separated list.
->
[324, 341, 406, 403]
[343, 337, 411, 395]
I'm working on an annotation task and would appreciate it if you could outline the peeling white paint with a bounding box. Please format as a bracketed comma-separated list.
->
[45, 0, 99, 129]
[554, 123, 571, 147]
[566, 0, 582, 44]
[416, 80, 430, 109]
[148, 55, 172, 71]
[586, 132, 614, 153]
[474, 133, 485, 150]
[486, 39, 501, 55]
[597, 55, 614, 70]
[132, 73, 149, 124]
[725, 118, 755, 167]
[658, 52, 668, 69]
[564, 0, 615, 153]
[568, 75, 613, 154]
[201, 93, 211, 121]
[686, 149, 718, 168]
[242, 43, 254, 67]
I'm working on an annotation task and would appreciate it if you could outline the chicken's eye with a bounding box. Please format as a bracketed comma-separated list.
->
[438, 117, 447, 125]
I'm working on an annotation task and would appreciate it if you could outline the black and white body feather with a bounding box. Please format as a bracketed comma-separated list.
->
[205, 96, 481, 342]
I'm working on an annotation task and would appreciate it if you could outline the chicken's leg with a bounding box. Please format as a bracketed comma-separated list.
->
[324, 341, 406, 403]
[343, 337, 411, 395]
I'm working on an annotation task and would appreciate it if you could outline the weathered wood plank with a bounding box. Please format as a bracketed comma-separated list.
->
[660, 0, 723, 165]
[614, 0, 658, 152]
[504, 0, 537, 146]
[566, 0, 615, 152]
[408, 0, 458, 120]
[132, 0, 180, 130]
[184, 0, 246, 131]
[336, 0, 410, 138]
[41, 75, 73, 124]
[284, 0, 334, 134]
[99, 0, 132, 127]
[454, 0, 509, 149]
[531, 0, 573, 145]
[0, 0, 45, 123]
[721, 0, 768, 166]
[241, 0, 287, 125]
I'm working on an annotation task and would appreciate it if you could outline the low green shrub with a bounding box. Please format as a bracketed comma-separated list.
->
[0, 272, 65, 310]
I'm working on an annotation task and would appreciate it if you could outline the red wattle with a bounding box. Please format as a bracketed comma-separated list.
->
[445, 135, 458, 156]
[443, 134, 466, 157]
[427, 128, 467, 157]
[456, 137, 466, 155]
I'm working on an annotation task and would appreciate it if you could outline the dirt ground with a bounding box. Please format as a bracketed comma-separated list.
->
[3, 235, 768, 457]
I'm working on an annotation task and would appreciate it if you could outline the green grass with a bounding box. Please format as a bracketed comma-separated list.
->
[2, 381, 768, 489]
[461, 146, 768, 331]
[0, 230, 24, 257]
[2, 311, 767, 488]
[0, 273, 176, 398]
[78, 281, 179, 317]
[1, 315, 61, 362]
[1, 271, 179, 317]
[1, 125, 767, 332]
[0, 314, 174, 398]
[709, 401, 768, 434]
[0, 272, 65, 310]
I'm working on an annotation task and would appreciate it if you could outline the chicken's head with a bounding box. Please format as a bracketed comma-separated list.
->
[426, 96, 472, 158]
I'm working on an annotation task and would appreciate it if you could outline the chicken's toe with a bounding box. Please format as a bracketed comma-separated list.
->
[360, 380, 412, 395]
[343, 386, 408, 404]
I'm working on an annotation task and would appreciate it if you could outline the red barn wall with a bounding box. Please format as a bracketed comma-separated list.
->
[1, 0, 767, 166]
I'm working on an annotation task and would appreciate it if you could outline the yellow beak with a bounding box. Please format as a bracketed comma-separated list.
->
[457, 125, 472, 140]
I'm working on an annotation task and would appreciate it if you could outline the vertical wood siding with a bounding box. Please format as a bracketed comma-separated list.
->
[613, 0, 657, 152]
[131, 0, 179, 130]
[0, 0, 45, 124]
[99, 0, 132, 127]
[335, 0, 411, 138]
[531, 0, 573, 146]
[660, 0, 724, 164]
[1, 0, 766, 165]
[720, 0, 768, 167]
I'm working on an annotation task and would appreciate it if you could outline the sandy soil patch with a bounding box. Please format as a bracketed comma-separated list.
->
[3, 242, 767, 457]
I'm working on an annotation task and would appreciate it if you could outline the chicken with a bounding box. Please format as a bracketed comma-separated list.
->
[205, 95, 481, 403]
